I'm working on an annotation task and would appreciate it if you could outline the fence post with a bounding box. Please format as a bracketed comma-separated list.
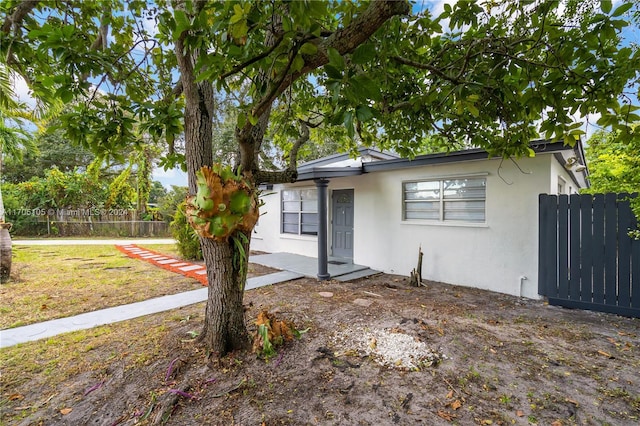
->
[538, 194, 557, 297]
[604, 193, 618, 306]
[592, 194, 605, 304]
[557, 195, 569, 299]
[617, 194, 632, 308]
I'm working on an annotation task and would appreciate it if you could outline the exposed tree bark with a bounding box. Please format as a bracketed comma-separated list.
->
[173, 0, 251, 355]
[289, 122, 310, 171]
[198, 235, 251, 354]
[1, 0, 39, 34]
[254, 169, 298, 184]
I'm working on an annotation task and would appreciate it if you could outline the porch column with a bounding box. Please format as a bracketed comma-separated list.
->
[315, 178, 330, 280]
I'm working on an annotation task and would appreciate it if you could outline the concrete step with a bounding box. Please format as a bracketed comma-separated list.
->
[245, 271, 304, 290]
[334, 269, 381, 282]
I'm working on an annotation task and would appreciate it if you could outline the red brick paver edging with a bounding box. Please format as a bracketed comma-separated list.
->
[116, 244, 208, 286]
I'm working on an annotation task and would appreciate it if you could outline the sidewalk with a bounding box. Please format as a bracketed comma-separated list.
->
[0, 271, 302, 348]
[0, 243, 303, 349]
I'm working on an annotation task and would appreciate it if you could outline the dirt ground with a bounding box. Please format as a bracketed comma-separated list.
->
[2, 272, 639, 426]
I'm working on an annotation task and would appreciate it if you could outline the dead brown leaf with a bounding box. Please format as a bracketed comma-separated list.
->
[516, 410, 525, 417]
[60, 408, 73, 415]
[551, 420, 562, 426]
[451, 399, 462, 410]
[446, 390, 454, 399]
[597, 350, 613, 358]
[437, 410, 455, 421]
[8, 394, 24, 401]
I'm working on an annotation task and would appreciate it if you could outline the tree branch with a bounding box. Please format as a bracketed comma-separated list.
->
[289, 121, 309, 170]
[254, 169, 298, 184]
[219, 34, 285, 80]
[393, 55, 467, 85]
[250, 0, 410, 121]
[1, 0, 39, 34]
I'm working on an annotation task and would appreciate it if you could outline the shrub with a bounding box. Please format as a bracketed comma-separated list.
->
[170, 201, 202, 260]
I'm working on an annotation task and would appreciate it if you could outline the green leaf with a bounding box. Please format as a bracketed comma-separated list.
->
[230, 21, 248, 40]
[291, 55, 305, 73]
[229, 13, 244, 24]
[343, 110, 354, 138]
[355, 105, 374, 122]
[601, 1, 612, 14]
[299, 42, 318, 56]
[56, 88, 74, 103]
[324, 65, 343, 80]
[350, 74, 381, 101]
[351, 43, 376, 64]
[326, 47, 345, 69]
[237, 113, 247, 128]
[611, 2, 633, 17]
[230, 191, 251, 214]
[466, 103, 479, 117]
[174, 10, 190, 33]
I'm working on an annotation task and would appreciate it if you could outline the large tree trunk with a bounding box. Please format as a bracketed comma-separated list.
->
[175, 26, 249, 353]
[183, 83, 251, 354]
[198, 234, 251, 354]
[0, 223, 12, 284]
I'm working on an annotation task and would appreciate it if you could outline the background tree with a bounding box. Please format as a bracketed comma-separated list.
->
[0, 64, 37, 223]
[2, 125, 95, 184]
[148, 180, 168, 205]
[2, 0, 638, 355]
[583, 127, 640, 217]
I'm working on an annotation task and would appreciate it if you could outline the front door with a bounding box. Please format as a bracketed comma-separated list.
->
[331, 189, 354, 259]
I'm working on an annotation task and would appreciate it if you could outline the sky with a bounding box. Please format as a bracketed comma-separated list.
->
[8, 0, 640, 189]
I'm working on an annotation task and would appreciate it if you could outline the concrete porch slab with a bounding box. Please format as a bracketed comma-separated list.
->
[249, 252, 375, 280]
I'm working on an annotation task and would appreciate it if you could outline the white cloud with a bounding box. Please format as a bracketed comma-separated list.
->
[152, 167, 188, 189]
[12, 74, 37, 109]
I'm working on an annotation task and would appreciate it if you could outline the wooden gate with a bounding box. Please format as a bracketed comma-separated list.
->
[538, 193, 639, 318]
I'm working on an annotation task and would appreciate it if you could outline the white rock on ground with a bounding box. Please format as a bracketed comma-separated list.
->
[332, 326, 444, 370]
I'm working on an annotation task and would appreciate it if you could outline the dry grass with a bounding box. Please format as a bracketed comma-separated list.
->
[0, 244, 200, 329]
[0, 303, 206, 422]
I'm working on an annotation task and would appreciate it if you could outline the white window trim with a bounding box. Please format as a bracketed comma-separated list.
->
[281, 188, 318, 236]
[402, 176, 487, 224]
[557, 176, 567, 195]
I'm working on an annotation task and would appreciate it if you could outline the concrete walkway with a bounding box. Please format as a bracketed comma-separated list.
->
[1, 243, 377, 349]
[1, 241, 305, 349]
[0, 270, 302, 349]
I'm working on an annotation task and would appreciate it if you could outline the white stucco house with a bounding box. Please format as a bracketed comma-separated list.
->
[251, 140, 589, 299]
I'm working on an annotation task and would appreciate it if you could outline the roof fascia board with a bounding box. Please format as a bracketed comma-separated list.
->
[363, 141, 573, 173]
[296, 167, 364, 181]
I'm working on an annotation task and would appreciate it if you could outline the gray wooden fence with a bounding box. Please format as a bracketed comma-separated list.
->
[538, 193, 639, 318]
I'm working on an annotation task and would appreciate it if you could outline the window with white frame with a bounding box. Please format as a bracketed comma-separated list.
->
[403, 177, 486, 223]
[281, 189, 318, 235]
[557, 176, 566, 194]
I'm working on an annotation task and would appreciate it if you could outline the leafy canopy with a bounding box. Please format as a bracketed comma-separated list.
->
[584, 128, 640, 195]
[1, 0, 638, 163]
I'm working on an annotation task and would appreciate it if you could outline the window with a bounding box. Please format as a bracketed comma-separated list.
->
[557, 177, 566, 195]
[403, 177, 486, 223]
[281, 189, 318, 235]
